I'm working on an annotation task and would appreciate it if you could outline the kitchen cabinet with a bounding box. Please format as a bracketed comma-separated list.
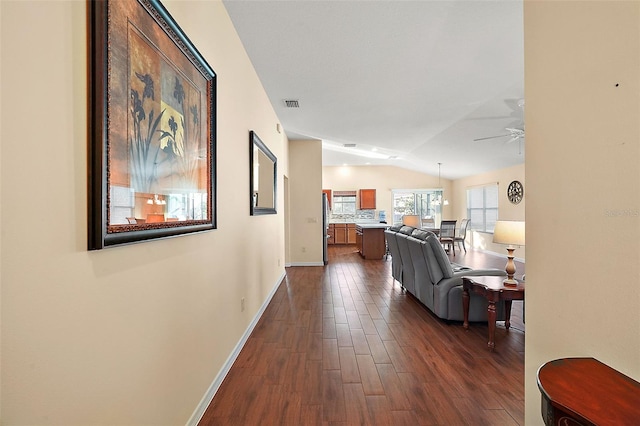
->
[359, 189, 376, 209]
[333, 224, 347, 244]
[328, 223, 356, 245]
[327, 224, 335, 244]
[347, 224, 357, 244]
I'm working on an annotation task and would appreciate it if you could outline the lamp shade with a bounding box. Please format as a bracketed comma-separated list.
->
[493, 220, 525, 246]
[402, 215, 420, 227]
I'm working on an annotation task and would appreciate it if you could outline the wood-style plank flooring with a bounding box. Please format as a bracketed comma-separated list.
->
[199, 245, 525, 425]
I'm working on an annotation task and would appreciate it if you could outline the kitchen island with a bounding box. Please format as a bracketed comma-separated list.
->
[355, 223, 389, 259]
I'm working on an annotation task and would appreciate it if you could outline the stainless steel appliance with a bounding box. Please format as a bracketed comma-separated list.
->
[322, 192, 329, 264]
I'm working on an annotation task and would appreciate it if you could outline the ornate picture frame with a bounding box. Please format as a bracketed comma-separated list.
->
[88, 0, 216, 249]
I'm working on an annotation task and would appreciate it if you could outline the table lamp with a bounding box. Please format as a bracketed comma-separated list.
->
[402, 215, 420, 227]
[492, 220, 525, 286]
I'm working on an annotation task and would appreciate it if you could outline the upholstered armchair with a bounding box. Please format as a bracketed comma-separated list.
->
[425, 235, 506, 321]
[405, 233, 506, 322]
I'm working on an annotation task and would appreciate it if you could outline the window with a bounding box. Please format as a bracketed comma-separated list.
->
[392, 189, 442, 225]
[332, 191, 357, 215]
[466, 184, 498, 232]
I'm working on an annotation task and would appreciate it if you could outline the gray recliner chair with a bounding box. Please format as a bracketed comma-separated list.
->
[405, 229, 437, 306]
[406, 233, 506, 321]
[384, 225, 404, 285]
[395, 226, 417, 294]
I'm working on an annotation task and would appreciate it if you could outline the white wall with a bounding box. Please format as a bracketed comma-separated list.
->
[1, 1, 286, 423]
[289, 139, 324, 265]
[525, 2, 640, 424]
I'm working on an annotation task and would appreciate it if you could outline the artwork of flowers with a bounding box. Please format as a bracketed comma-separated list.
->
[88, 0, 216, 249]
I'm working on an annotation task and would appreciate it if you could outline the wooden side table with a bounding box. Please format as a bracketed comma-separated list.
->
[462, 276, 524, 351]
[537, 358, 640, 425]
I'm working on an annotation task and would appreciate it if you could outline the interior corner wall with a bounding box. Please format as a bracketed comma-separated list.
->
[524, 2, 640, 425]
[452, 163, 526, 258]
[1, 0, 286, 424]
[288, 139, 323, 265]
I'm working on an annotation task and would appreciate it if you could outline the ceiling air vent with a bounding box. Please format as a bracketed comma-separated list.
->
[343, 144, 356, 148]
[283, 99, 299, 108]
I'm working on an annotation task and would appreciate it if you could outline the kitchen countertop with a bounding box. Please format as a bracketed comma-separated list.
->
[355, 223, 389, 229]
[329, 219, 377, 224]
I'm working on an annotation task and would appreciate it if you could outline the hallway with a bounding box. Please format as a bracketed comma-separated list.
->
[199, 246, 524, 425]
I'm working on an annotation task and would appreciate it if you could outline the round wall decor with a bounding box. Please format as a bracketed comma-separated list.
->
[507, 180, 524, 204]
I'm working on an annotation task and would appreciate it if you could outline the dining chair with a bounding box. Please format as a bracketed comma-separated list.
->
[126, 217, 146, 224]
[454, 218, 470, 252]
[439, 220, 457, 255]
[421, 217, 435, 229]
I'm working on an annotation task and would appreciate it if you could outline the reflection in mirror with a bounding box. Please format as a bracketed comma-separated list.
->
[250, 131, 277, 215]
[110, 187, 209, 226]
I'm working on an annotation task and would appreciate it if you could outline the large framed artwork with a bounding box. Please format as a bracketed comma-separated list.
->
[87, 0, 216, 249]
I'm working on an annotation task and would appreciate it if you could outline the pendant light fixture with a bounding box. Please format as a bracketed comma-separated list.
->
[432, 163, 449, 206]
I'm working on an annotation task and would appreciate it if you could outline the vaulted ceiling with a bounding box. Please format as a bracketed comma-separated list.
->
[223, 0, 524, 179]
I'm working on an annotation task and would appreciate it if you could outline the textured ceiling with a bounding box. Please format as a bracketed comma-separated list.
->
[223, 0, 524, 179]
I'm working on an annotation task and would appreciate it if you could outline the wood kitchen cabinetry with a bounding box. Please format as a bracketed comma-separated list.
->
[327, 224, 335, 244]
[333, 224, 347, 244]
[356, 224, 387, 259]
[328, 223, 356, 245]
[359, 189, 376, 209]
[347, 224, 356, 244]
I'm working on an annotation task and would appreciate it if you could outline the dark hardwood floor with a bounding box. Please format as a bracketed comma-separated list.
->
[199, 245, 524, 425]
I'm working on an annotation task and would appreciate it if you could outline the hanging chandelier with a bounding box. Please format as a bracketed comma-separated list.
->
[147, 194, 167, 205]
[432, 163, 449, 206]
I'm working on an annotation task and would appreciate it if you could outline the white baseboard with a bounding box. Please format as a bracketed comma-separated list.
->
[186, 271, 286, 426]
[287, 261, 325, 267]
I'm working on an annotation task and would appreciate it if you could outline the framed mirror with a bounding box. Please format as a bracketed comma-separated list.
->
[250, 131, 277, 215]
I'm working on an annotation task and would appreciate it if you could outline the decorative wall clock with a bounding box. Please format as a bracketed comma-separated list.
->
[507, 180, 524, 204]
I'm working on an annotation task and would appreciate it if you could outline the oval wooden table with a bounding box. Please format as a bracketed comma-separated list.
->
[537, 358, 640, 426]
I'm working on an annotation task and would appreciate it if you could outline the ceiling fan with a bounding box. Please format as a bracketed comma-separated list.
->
[474, 126, 525, 144]
[472, 98, 525, 145]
